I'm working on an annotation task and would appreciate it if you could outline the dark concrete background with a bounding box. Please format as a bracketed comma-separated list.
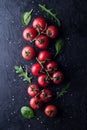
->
[0, 0, 87, 130]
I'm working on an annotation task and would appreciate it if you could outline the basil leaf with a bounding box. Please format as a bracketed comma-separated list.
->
[21, 106, 35, 119]
[22, 9, 33, 25]
[55, 39, 64, 56]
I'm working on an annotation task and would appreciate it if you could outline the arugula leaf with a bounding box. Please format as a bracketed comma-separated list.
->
[56, 83, 70, 98]
[22, 9, 33, 25]
[38, 4, 61, 26]
[21, 106, 35, 119]
[15, 66, 32, 83]
[55, 39, 64, 56]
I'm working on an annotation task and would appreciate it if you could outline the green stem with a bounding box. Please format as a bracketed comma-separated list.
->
[36, 57, 52, 80]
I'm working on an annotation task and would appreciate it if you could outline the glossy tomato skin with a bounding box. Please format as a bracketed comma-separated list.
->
[52, 71, 64, 84]
[27, 84, 40, 97]
[33, 17, 47, 32]
[23, 27, 37, 41]
[45, 105, 57, 117]
[38, 51, 51, 63]
[22, 46, 35, 60]
[40, 89, 52, 102]
[38, 74, 50, 87]
[46, 61, 58, 74]
[31, 63, 43, 76]
[35, 35, 50, 49]
[46, 25, 59, 39]
[30, 97, 42, 109]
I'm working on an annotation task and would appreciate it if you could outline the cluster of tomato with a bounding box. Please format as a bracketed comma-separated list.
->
[22, 18, 64, 117]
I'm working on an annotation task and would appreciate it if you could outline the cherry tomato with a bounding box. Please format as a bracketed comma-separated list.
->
[33, 17, 47, 32]
[38, 74, 50, 87]
[40, 89, 52, 102]
[35, 35, 50, 49]
[46, 61, 58, 74]
[45, 105, 57, 117]
[23, 27, 37, 41]
[31, 63, 43, 76]
[27, 84, 40, 97]
[22, 46, 35, 60]
[29, 97, 42, 109]
[52, 71, 64, 84]
[46, 25, 59, 39]
[38, 51, 51, 63]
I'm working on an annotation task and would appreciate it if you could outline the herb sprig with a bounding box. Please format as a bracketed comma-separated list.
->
[56, 83, 70, 99]
[15, 66, 32, 83]
[38, 4, 61, 26]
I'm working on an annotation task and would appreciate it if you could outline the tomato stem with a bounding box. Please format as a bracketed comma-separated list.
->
[36, 57, 52, 80]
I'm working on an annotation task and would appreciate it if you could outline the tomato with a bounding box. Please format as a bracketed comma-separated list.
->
[52, 71, 64, 84]
[45, 105, 57, 117]
[38, 74, 50, 87]
[46, 25, 59, 39]
[22, 46, 35, 60]
[40, 89, 52, 102]
[23, 27, 37, 41]
[31, 63, 43, 76]
[29, 97, 42, 109]
[33, 17, 47, 32]
[38, 51, 51, 63]
[27, 84, 40, 97]
[35, 35, 50, 49]
[46, 61, 58, 74]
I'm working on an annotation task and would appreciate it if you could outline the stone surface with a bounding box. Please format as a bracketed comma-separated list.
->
[0, 0, 87, 130]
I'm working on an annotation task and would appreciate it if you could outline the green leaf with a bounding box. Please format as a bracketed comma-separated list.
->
[22, 9, 33, 25]
[38, 4, 61, 26]
[56, 82, 70, 98]
[55, 39, 64, 56]
[14, 65, 32, 83]
[21, 106, 35, 119]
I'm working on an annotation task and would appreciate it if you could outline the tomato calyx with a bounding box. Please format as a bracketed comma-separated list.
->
[49, 110, 54, 116]
[48, 31, 52, 37]
[36, 25, 41, 32]
[27, 33, 31, 38]
[39, 39, 44, 44]
[25, 51, 30, 56]
[44, 77, 50, 83]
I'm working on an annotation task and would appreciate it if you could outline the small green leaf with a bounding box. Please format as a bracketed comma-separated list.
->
[22, 9, 33, 25]
[14, 65, 33, 83]
[21, 106, 35, 119]
[55, 39, 64, 56]
[56, 82, 70, 98]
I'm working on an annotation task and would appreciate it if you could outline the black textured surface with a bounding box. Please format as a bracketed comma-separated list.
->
[0, 0, 87, 130]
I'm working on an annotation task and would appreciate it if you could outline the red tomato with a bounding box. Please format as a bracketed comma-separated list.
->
[22, 46, 35, 60]
[35, 35, 50, 49]
[52, 71, 64, 84]
[38, 74, 50, 87]
[46, 25, 59, 39]
[45, 105, 57, 117]
[46, 61, 58, 74]
[27, 84, 40, 97]
[38, 51, 51, 63]
[31, 63, 43, 76]
[40, 89, 52, 102]
[29, 97, 42, 109]
[23, 27, 37, 41]
[33, 17, 47, 32]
